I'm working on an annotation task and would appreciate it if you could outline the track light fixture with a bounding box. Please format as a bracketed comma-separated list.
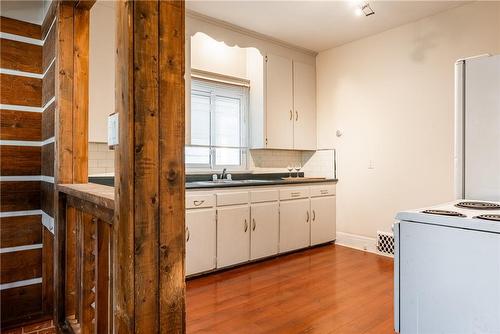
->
[355, 2, 375, 17]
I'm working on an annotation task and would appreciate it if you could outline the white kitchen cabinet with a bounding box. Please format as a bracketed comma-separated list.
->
[250, 202, 279, 260]
[293, 61, 316, 150]
[310, 196, 336, 246]
[217, 205, 251, 268]
[279, 198, 311, 253]
[263, 54, 316, 150]
[186, 183, 336, 274]
[265, 53, 294, 149]
[186, 208, 216, 276]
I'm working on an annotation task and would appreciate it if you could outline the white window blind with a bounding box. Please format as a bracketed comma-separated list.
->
[186, 78, 248, 170]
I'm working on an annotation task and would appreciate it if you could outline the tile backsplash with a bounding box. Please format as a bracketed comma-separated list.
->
[88, 142, 335, 178]
[89, 142, 114, 175]
[249, 149, 335, 178]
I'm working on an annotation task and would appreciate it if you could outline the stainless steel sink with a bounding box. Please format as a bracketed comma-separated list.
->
[235, 179, 270, 183]
[188, 179, 271, 186]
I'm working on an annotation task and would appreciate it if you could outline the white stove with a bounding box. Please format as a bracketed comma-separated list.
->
[394, 200, 500, 334]
[395, 200, 500, 234]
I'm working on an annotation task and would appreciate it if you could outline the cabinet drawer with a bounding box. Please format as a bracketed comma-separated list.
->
[216, 192, 249, 206]
[310, 184, 336, 197]
[280, 187, 310, 200]
[250, 189, 279, 203]
[186, 194, 215, 209]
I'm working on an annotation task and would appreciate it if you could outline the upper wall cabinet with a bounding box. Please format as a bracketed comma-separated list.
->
[293, 61, 316, 150]
[266, 54, 294, 150]
[250, 53, 316, 150]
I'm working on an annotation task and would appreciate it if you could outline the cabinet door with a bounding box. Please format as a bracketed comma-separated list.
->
[217, 205, 250, 268]
[250, 202, 279, 260]
[293, 61, 316, 150]
[310, 196, 336, 246]
[266, 53, 293, 149]
[186, 208, 216, 276]
[279, 199, 310, 253]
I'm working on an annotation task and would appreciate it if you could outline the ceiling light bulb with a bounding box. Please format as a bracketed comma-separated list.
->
[355, 7, 363, 16]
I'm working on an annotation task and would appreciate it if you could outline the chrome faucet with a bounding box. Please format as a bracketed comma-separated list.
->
[220, 168, 227, 180]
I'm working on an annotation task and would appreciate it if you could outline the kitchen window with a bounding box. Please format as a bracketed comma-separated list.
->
[186, 78, 248, 170]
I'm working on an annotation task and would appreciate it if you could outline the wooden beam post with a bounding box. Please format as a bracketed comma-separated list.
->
[114, 1, 186, 333]
[54, 0, 93, 328]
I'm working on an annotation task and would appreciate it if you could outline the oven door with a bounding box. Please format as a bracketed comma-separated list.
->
[399, 221, 500, 333]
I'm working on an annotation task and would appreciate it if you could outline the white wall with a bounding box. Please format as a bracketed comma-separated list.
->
[191, 32, 248, 78]
[89, 1, 115, 143]
[317, 1, 500, 239]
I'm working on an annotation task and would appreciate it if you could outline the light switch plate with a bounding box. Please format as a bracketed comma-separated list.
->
[108, 113, 119, 147]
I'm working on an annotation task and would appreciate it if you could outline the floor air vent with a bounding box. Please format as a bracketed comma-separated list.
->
[377, 231, 394, 256]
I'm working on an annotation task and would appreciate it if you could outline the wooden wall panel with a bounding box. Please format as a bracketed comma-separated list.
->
[40, 181, 54, 217]
[1, 12, 51, 330]
[0, 146, 41, 176]
[1, 249, 42, 284]
[0, 74, 42, 107]
[41, 143, 55, 177]
[0, 181, 41, 211]
[0, 215, 42, 248]
[0, 16, 41, 39]
[42, 24, 56, 72]
[42, 102, 55, 140]
[0, 109, 42, 141]
[42, 228, 54, 314]
[0, 39, 42, 73]
[41, 2, 57, 40]
[0, 284, 43, 321]
[42, 63, 55, 107]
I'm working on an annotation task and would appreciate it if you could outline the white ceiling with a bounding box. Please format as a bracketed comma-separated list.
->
[0, 0, 51, 25]
[186, 1, 468, 52]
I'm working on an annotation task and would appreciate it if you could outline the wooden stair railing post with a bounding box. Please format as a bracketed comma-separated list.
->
[114, 1, 186, 333]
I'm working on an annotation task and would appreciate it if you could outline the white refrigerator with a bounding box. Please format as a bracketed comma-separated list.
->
[454, 54, 500, 201]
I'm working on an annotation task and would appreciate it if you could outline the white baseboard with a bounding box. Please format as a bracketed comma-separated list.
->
[335, 231, 380, 255]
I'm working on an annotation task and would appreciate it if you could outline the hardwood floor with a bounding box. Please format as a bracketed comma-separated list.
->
[187, 244, 394, 334]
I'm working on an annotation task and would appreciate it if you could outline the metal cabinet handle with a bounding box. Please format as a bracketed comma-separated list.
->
[252, 218, 256, 231]
[295, 110, 298, 121]
[312, 210, 316, 222]
[320, 190, 329, 195]
[291, 192, 300, 197]
[193, 200, 205, 206]
[244, 219, 248, 232]
[186, 227, 190, 242]
[306, 211, 310, 222]
[289, 109, 293, 120]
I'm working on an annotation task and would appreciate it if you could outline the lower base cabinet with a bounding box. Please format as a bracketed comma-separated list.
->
[310, 196, 336, 246]
[217, 205, 250, 268]
[186, 183, 336, 276]
[250, 202, 279, 260]
[279, 198, 311, 253]
[186, 208, 216, 276]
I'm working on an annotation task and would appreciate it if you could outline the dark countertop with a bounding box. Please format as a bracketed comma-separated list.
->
[89, 173, 338, 189]
[185, 178, 337, 189]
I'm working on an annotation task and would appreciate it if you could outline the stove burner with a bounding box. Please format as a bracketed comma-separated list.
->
[455, 201, 500, 210]
[475, 214, 500, 222]
[421, 210, 466, 217]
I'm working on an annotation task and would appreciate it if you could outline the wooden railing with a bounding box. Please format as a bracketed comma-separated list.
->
[55, 183, 115, 334]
